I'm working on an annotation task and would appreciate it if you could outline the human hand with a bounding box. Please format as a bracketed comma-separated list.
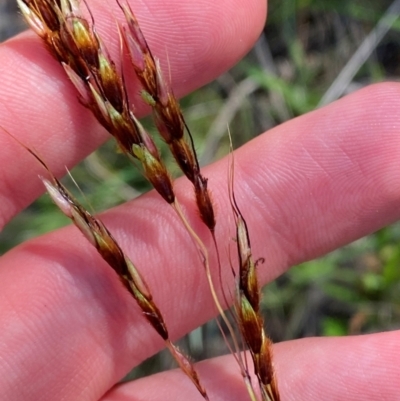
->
[0, 1, 399, 400]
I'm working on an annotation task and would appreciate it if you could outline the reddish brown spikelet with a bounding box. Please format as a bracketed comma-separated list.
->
[238, 294, 263, 351]
[194, 175, 216, 232]
[167, 343, 209, 400]
[61, 13, 99, 69]
[119, 3, 158, 95]
[21, 0, 60, 33]
[120, 7, 186, 146]
[17, 0, 66, 64]
[120, 4, 186, 147]
[170, 138, 198, 182]
[237, 217, 260, 311]
[132, 143, 175, 204]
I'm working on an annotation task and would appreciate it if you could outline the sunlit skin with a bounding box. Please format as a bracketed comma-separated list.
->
[0, 1, 400, 400]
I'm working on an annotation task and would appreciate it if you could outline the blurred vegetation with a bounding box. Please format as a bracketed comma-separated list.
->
[1, 0, 400, 378]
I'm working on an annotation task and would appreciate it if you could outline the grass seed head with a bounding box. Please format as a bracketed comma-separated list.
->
[237, 216, 260, 311]
[194, 175, 216, 231]
[17, 0, 48, 37]
[97, 49, 125, 113]
[132, 143, 175, 204]
[170, 139, 198, 182]
[168, 343, 210, 400]
[62, 15, 99, 68]
[238, 294, 263, 352]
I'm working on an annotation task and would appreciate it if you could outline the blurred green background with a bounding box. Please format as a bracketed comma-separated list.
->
[1, 0, 400, 378]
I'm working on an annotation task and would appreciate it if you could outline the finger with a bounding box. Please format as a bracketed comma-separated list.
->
[0, 0, 267, 229]
[2, 83, 400, 401]
[101, 330, 400, 401]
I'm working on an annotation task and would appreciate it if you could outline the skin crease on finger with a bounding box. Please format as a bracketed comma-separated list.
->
[1, 82, 400, 401]
[100, 332, 400, 401]
[0, 0, 267, 230]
